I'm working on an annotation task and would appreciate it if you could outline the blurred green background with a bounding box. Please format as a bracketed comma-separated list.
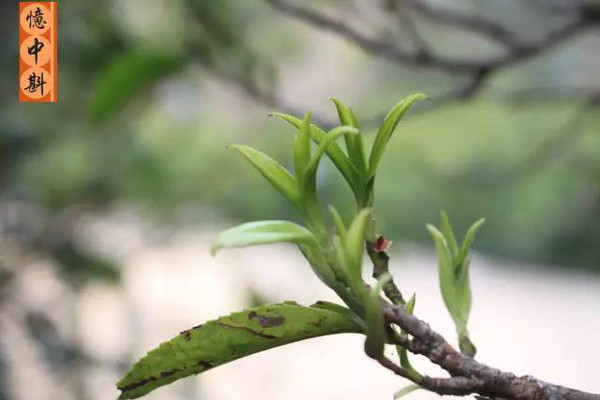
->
[3, 0, 599, 273]
[1, 1, 599, 399]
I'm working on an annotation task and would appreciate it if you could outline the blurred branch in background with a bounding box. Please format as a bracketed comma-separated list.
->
[253, 0, 600, 123]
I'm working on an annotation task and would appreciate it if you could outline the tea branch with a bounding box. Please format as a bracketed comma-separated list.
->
[381, 299, 599, 400]
[118, 94, 599, 400]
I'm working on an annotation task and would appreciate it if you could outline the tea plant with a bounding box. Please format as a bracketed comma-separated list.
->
[116, 95, 598, 400]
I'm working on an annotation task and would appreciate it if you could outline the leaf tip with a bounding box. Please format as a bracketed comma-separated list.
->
[412, 92, 429, 101]
[329, 97, 342, 106]
[425, 224, 441, 237]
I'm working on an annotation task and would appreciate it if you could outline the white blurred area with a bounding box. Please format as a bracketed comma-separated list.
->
[1, 209, 599, 400]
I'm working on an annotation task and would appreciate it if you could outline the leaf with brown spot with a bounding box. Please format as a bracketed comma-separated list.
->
[117, 302, 362, 399]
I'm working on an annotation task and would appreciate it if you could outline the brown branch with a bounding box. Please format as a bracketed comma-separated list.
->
[191, 1, 595, 131]
[383, 302, 599, 400]
[385, 0, 432, 59]
[404, 0, 523, 49]
[366, 240, 405, 305]
[265, 0, 593, 75]
[373, 302, 598, 399]
[265, 0, 482, 73]
[376, 354, 483, 396]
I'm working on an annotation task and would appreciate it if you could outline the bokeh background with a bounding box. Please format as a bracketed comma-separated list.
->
[1, 1, 599, 399]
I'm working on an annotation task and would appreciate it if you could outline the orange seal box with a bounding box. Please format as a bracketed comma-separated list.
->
[19, 2, 58, 103]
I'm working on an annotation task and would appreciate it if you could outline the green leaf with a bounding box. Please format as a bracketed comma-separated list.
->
[332, 235, 352, 286]
[348, 107, 361, 130]
[368, 93, 427, 178]
[117, 302, 363, 399]
[394, 384, 421, 399]
[456, 218, 486, 274]
[364, 274, 390, 358]
[303, 126, 358, 195]
[294, 112, 312, 186]
[343, 209, 371, 289]
[297, 124, 355, 232]
[270, 112, 362, 198]
[310, 300, 366, 330]
[211, 220, 316, 255]
[426, 225, 461, 322]
[229, 145, 300, 207]
[439, 211, 459, 260]
[329, 206, 347, 241]
[331, 99, 368, 174]
[398, 294, 421, 380]
[404, 293, 416, 316]
[331, 98, 355, 127]
[89, 49, 185, 122]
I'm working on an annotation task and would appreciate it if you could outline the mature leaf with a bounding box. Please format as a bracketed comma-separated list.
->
[311, 300, 366, 330]
[368, 93, 427, 178]
[364, 274, 390, 358]
[270, 112, 362, 197]
[117, 302, 363, 399]
[89, 49, 185, 122]
[211, 220, 316, 255]
[229, 145, 300, 206]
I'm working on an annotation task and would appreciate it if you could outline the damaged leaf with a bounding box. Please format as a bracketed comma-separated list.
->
[117, 302, 362, 399]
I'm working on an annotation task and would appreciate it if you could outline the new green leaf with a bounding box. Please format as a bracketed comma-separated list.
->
[427, 215, 485, 356]
[368, 93, 427, 178]
[331, 98, 367, 174]
[426, 225, 462, 322]
[343, 209, 371, 292]
[440, 211, 459, 259]
[398, 294, 422, 381]
[294, 112, 312, 185]
[270, 112, 362, 198]
[211, 220, 316, 255]
[364, 274, 390, 358]
[394, 384, 421, 399]
[303, 126, 358, 195]
[329, 206, 347, 241]
[230, 145, 300, 207]
[456, 218, 486, 274]
[117, 302, 363, 399]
